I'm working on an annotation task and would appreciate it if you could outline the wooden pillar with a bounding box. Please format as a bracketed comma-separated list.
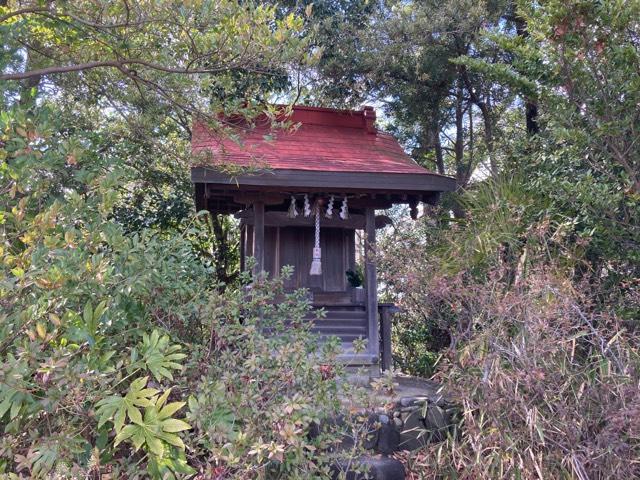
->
[380, 306, 392, 372]
[364, 207, 379, 364]
[379, 304, 399, 372]
[253, 201, 265, 275]
[239, 224, 246, 273]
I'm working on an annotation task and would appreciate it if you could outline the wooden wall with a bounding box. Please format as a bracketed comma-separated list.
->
[243, 225, 356, 292]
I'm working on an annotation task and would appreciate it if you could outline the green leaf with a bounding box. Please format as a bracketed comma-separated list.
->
[137, 331, 186, 382]
[157, 432, 185, 449]
[93, 300, 108, 324]
[187, 395, 198, 413]
[158, 402, 185, 420]
[127, 404, 144, 425]
[129, 376, 149, 392]
[114, 407, 126, 432]
[0, 396, 14, 419]
[161, 419, 191, 433]
[10, 398, 21, 420]
[97, 379, 190, 460]
[30, 444, 58, 477]
[95, 376, 157, 433]
[114, 425, 137, 446]
[132, 429, 146, 451]
[83, 301, 93, 329]
[144, 431, 165, 457]
[156, 388, 172, 409]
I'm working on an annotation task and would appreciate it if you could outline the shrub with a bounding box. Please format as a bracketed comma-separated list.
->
[381, 176, 640, 478]
[0, 105, 208, 477]
[402, 266, 640, 479]
[184, 268, 370, 479]
[378, 178, 556, 375]
[1, 106, 365, 478]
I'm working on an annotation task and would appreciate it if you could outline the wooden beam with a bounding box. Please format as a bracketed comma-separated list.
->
[236, 210, 392, 230]
[409, 197, 419, 220]
[196, 182, 448, 214]
[421, 192, 441, 205]
[192, 167, 457, 193]
[231, 192, 287, 205]
[348, 198, 394, 209]
[253, 201, 265, 275]
[194, 183, 206, 211]
[364, 207, 379, 366]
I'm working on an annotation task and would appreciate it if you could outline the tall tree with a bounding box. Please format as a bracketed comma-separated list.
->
[1, 0, 309, 282]
[459, 0, 640, 272]
[306, 0, 514, 196]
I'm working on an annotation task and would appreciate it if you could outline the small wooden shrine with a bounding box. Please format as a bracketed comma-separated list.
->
[191, 105, 455, 371]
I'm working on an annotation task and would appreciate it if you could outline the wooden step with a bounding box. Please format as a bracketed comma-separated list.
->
[308, 306, 368, 343]
[264, 304, 370, 344]
[306, 310, 367, 320]
[263, 324, 366, 334]
[311, 317, 367, 326]
[317, 333, 367, 342]
[311, 325, 367, 334]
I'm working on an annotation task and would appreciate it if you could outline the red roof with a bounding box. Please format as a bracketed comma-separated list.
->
[192, 105, 434, 176]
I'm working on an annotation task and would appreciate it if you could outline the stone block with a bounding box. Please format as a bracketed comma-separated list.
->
[332, 455, 405, 480]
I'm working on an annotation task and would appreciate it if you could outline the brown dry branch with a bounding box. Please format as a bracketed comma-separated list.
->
[404, 266, 640, 479]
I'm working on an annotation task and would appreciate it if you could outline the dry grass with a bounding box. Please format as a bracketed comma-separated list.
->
[395, 267, 640, 479]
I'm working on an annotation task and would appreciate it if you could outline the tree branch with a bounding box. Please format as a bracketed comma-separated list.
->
[1, 60, 123, 80]
[0, 6, 50, 23]
[1, 52, 282, 81]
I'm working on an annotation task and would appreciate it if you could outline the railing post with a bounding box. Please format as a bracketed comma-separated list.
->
[380, 306, 392, 372]
[365, 207, 379, 365]
[379, 304, 400, 372]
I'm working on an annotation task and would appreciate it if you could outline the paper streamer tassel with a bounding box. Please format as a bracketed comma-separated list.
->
[339, 196, 349, 220]
[303, 194, 311, 217]
[325, 195, 334, 218]
[309, 247, 322, 276]
[287, 196, 298, 218]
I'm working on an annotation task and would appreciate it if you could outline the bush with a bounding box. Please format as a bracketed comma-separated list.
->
[402, 266, 640, 479]
[1, 106, 365, 478]
[0, 105, 204, 477]
[185, 268, 367, 479]
[378, 178, 557, 375]
[381, 177, 640, 478]
[379, 178, 639, 478]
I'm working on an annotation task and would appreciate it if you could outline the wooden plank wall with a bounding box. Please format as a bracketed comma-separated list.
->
[244, 225, 356, 293]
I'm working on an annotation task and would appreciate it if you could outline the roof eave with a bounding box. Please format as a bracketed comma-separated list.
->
[191, 167, 457, 194]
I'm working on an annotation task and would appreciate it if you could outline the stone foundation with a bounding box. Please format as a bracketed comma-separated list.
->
[332, 375, 459, 479]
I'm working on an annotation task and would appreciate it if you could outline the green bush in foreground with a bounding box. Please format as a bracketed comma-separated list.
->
[0, 106, 367, 478]
[185, 268, 368, 479]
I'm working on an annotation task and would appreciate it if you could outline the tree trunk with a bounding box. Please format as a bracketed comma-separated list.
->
[461, 68, 497, 176]
[18, 47, 41, 108]
[18, 75, 41, 107]
[434, 133, 445, 175]
[426, 122, 445, 175]
[454, 77, 465, 179]
[452, 75, 467, 218]
[479, 98, 496, 175]
[514, 12, 539, 135]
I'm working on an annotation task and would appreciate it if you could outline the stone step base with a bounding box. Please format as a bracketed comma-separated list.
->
[332, 455, 405, 480]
